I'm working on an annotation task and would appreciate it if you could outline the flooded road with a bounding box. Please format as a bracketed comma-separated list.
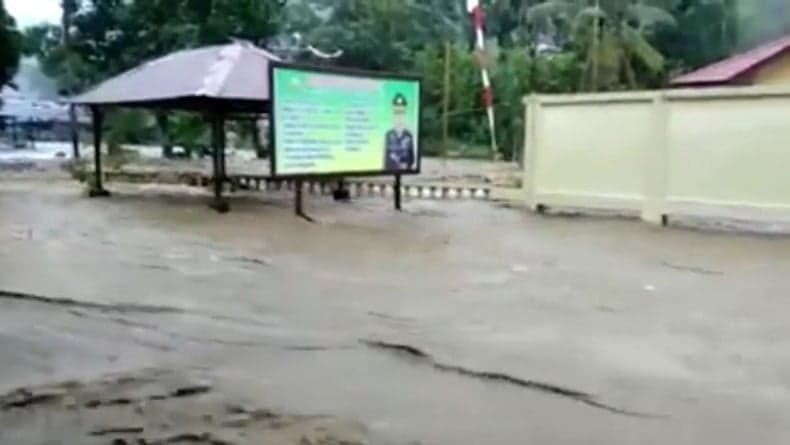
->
[1, 180, 790, 444]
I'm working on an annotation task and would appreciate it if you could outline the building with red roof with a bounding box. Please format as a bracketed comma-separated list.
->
[672, 35, 790, 87]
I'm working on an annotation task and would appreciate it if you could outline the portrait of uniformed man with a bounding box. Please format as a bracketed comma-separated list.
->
[384, 93, 415, 171]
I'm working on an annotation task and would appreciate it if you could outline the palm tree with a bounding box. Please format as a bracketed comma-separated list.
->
[524, 0, 677, 91]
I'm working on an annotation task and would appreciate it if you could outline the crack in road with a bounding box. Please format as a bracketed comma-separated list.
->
[0, 289, 184, 314]
[660, 261, 724, 276]
[68, 309, 351, 353]
[1, 289, 668, 420]
[1, 289, 348, 354]
[362, 340, 669, 420]
[5, 289, 283, 330]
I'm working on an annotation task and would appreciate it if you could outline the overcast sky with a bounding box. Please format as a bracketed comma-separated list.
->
[7, 0, 61, 28]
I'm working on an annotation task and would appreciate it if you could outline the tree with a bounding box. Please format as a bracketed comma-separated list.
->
[299, 0, 467, 71]
[17, 0, 756, 160]
[737, 0, 790, 50]
[25, 0, 287, 157]
[156, 112, 173, 158]
[61, 0, 81, 47]
[21, 24, 53, 57]
[0, 0, 21, 89]
[524, 0, 676, 90]
[653, 0, 738, 77]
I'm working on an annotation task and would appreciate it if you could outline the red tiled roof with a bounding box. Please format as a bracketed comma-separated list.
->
[671, 34, 790, 86]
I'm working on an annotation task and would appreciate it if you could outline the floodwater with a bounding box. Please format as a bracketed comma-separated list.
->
[1, 180, 790, 444]
[0, 141, 179, 161]
[0, 142, 521, 187]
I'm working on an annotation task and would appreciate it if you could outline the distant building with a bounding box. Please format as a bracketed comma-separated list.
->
[672, 35, 790, 87]
[0, 59, 89, 147]
[1, 87, 72, 123]
[535, 34, 561, 56]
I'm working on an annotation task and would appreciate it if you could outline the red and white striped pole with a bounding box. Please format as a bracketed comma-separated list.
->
[467, 0, 498, 159]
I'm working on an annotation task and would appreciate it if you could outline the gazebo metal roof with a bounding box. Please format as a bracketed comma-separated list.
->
[71, 41, 281, 113]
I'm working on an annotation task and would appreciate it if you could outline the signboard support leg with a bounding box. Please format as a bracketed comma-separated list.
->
[294, 180, 314, 222]
[394, 174, 402, 211]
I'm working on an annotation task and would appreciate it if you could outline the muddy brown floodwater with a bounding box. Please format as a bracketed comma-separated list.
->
[1, 180, 790, 444]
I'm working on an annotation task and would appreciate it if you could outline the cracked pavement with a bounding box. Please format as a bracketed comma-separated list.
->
[1, 181, 790, 444]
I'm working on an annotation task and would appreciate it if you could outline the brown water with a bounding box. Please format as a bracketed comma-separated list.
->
[1, 181, 790, 444]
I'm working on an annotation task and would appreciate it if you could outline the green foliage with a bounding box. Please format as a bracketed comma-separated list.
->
[0, 0, 21, 88]
[736, 0, 790, 50]
[21, 24, 52, 57]
[304, 0, 465, 71]
[21, 0, 286, 155]
[414, 40, 582, 160]
[414, 43, 485, 155]
[105, 109, 154, 153]
[13, 0, 762, 160]
[168, 113, 210, 152]
[520, 0, 679, 90]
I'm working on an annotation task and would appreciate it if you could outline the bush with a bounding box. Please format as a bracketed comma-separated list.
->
[413, 43, 583, 161]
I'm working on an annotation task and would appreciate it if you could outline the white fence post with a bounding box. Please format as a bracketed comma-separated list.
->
[641, 92, 670, 225]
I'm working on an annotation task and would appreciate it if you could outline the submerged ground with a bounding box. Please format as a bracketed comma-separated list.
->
[1, 179, 789, 444]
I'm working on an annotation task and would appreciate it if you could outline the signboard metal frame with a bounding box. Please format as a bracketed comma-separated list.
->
[268, 61, 423, 180]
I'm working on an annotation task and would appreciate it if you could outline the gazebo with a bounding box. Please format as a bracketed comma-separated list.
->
[71, 41, 281, 212]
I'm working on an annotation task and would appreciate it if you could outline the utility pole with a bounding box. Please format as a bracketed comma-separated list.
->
[592, 0, 600, 91]
[62, 0, 81, 159]
[441, 41, 452, 169]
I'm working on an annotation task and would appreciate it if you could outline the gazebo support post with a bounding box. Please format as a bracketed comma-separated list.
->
[70, 104, 81, 159]
[209, 114, 230, 213]
[88, 106, 110, 197]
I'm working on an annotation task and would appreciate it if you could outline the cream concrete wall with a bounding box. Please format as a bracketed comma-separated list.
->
[751, 52, 790, 85]
[524, 93, 656, 212]
[523, 86, 790, 224]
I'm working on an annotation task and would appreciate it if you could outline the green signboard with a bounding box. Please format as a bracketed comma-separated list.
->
[270, 64, 421, 177]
